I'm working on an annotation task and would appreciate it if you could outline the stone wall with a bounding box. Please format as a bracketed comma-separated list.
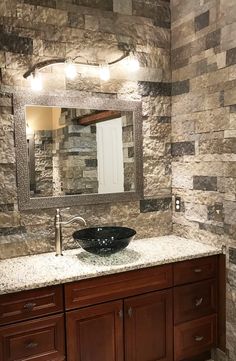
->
[171, 0, 236, 360]
[122, 112, 135, 192]
[33, 130, 54, 196]
[53, 109, 98, 195]
[0, 0, 172, 258]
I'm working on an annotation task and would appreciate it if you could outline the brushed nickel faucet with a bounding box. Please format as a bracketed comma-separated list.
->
[55, 208, 87, 256]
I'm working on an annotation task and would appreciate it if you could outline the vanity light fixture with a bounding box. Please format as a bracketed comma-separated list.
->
[64, 60, 77, 80]
[23, 47, 140, 91]
[30, 71, 43, 92]
[99, 63, 110, 81]
[127, 52, 140, 72]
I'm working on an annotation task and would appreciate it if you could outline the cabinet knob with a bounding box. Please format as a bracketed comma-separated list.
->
[23, 302, 37, 311]
[195, 297, 203, 307]
[118, 310, 123, 319]
[194, 268, 202, 273]
[128, 307, 132, 318]
[194, 336, 204, 342]
[26, 341, 38, 349]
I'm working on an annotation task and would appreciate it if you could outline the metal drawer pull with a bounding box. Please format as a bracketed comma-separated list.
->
[26, 342, 39, 349]
[195, 297, 203, 307]
[118, 310, 123, 319]
[194, 336, 204, 342]
[194, 268, 202, 273]
[23, 302, 37, 310]
[128, 307, 132, 318]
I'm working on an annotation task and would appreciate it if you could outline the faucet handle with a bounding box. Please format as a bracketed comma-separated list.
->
[56, 207, 70, 215]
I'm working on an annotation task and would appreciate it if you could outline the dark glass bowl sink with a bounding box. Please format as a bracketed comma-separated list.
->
[73, 226, 136, 256]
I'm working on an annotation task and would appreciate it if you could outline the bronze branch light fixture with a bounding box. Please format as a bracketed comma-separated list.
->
[23, 47, 140, 91]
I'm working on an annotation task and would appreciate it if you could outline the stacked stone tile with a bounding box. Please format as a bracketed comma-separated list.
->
[0, 0, 172, 258]
[171, 0, 236, 359]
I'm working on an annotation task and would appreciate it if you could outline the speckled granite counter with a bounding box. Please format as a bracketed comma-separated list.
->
[0, 235, 222, 295]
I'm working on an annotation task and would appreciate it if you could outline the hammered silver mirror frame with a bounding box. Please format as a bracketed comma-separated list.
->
[14, 91, 143, 210]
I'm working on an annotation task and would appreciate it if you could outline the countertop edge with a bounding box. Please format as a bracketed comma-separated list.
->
[0, 247, 222, 296]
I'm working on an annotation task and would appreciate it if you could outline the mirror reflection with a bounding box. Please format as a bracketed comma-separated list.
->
[25, 106, 135, 197]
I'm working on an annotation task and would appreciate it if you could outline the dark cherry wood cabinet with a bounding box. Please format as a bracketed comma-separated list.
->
[0, 314, 65, 361]
[64, 264, 172, 310]
[0, 285, 63, 326]
[174, 314, 217, 361]
[174, 279, 217, 325]
[0, 254, 225, 361]
[66, 300, 124, 361]
[124, 289, 173, 361]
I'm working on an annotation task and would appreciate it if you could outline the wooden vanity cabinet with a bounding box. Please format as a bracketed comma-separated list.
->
[66, 300, 124, 361]
[65, 264, 173, 361]
[173, 256, 220, 361]
[0, 314, 65, 361]
[0, 285, 65, 361]
[124, 289, 173, 361]
[0, 254, 225, 361]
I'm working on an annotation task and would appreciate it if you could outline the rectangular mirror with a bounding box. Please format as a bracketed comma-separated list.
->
[14, 92, 143, 210]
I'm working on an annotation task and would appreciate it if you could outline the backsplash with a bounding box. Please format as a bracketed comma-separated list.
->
[0, 0, 172, 258]
[171, 0, 236, 360]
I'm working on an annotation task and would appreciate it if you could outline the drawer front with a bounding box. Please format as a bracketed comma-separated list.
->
[174, 279, 217, 324]
[174, 314, 217, 361]
[0, 314, 65, 361]
[174, 256, 217, 286]
[0, 286, 63, 326]
[65, 264, 173, 310]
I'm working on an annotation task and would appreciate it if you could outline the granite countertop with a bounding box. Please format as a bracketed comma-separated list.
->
[0, 235, 222, 295]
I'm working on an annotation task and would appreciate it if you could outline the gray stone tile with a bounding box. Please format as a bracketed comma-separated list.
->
[172, 79, 190, 96]
[0, 32, 33, 55]
[194, 10, 209, 32]
[205, 29, 221, 49]
[0, 226, 26, 237]
[171, 141, 195, 156]
[138, 81, 171, 97]
[229, 247, 236, 265]
[193, 176, 217, 191]
[226, 47, 236, 67]
[140, 197, 172, 213]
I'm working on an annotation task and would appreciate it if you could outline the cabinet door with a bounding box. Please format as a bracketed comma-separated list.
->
[124, 290, 173, 361]
[66, 300, 124, 361]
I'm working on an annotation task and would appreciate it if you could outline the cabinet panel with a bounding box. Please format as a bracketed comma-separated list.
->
[174, 314, 217, 361]
[65, 265, 172, 310]
[66, 300, 123, 361]
[174, 256, 217, 286]
[124, 289, 173, 361]
[174, 279, 217, 324]
[0, 314, 65, 361]
[0, 286, 63, 326]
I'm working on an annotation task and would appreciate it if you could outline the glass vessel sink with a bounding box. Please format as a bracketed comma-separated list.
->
[73, 226, 136, 256]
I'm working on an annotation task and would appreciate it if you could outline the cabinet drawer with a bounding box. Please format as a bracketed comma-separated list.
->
[174, 256, 217, 286]
[174, 279, 217, 324]
[0, 314, 65, 361]
[0, 286, 63, 325]
[65, 264, 172, 310]
[174, 314, 217, 361]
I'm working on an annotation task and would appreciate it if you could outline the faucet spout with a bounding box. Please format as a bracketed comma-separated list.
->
[62, 216, 87, 227]
[55, 209, 86, 256]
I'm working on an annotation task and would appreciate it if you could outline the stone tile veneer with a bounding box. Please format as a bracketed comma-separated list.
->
[0, 0, 172, 258]
[171, 0, 236, 359]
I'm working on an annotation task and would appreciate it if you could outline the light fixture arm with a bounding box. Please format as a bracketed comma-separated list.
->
[23, 58, 66, 79]
[23, 50, 131, 79]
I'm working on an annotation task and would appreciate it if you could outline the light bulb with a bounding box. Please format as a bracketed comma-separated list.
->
[30, 72, 43, 91]
[65, 61, 77, 80]
[127, 54, 140, 72]
[99, 64, 110, 81]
